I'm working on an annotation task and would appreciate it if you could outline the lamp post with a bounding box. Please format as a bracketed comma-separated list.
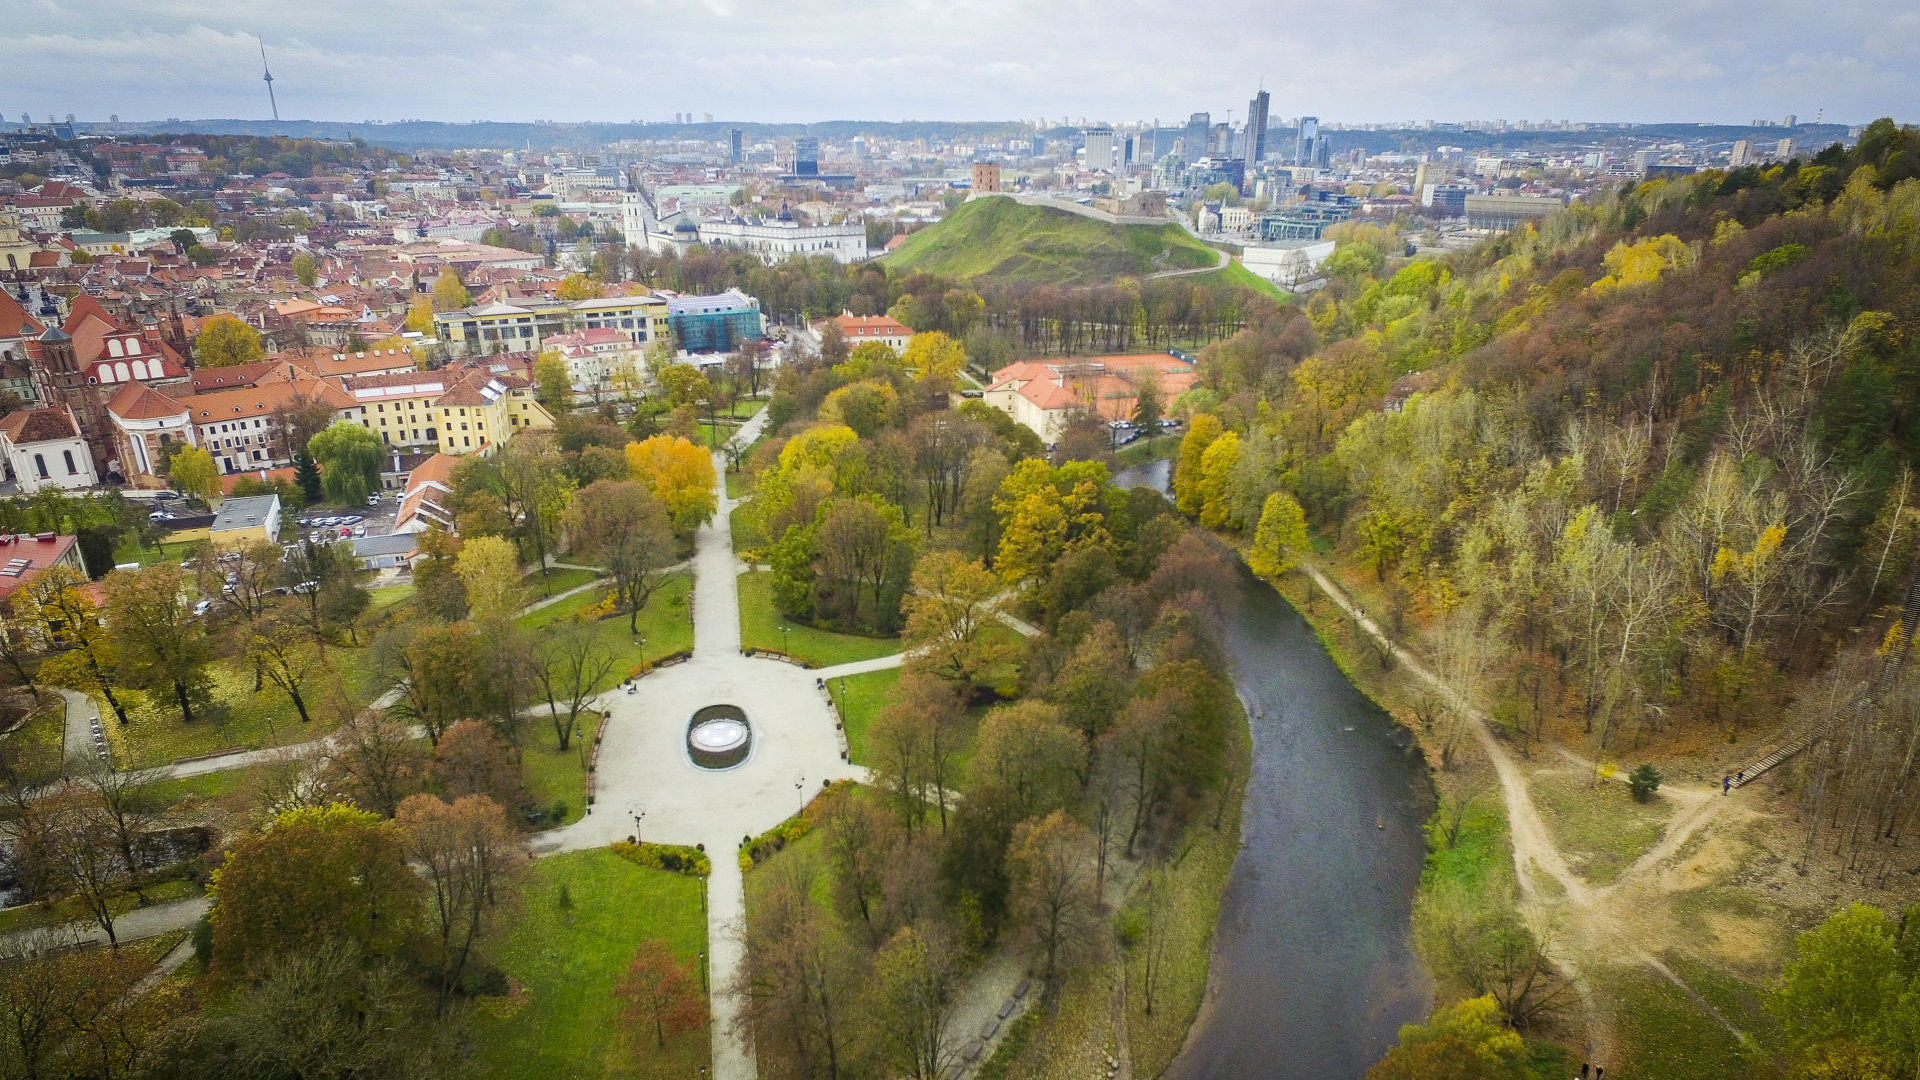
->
[793, 772, 805, 813]
[638, 633, 647, 674]
[778, 624, 790, 658]
[628, 803, 645, 844]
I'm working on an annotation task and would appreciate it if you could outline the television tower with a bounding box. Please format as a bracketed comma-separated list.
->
[259, 36, 279, 122]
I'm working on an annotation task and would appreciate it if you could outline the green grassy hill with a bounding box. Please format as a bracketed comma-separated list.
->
[882, 195, 1217, 285]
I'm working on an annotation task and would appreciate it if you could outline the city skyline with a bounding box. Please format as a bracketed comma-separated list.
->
[9, 0, 1916, 127]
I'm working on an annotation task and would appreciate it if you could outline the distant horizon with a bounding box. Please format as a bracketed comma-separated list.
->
[24, 115, 1880, 133]
[14, 1, 1916, 131]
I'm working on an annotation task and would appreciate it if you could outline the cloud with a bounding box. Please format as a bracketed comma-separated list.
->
[8, 0, 1915, 124]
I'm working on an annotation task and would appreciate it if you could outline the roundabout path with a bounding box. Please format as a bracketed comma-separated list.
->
[533, 409, 868, 1080]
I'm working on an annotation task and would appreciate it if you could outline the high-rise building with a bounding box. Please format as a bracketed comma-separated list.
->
[792, 136, 819, 176]
[1084, 126, 1117, 171]
[1245, 89, 1270, 163]
[728, 128, 743, 164]
[1209, 123, 1233, 158]
[1729, 139, 1752, 167]
[1295, 116, 1318, 166]
[1775, 138, 1795, 159]
[1183, 112, 1210, 164]
[1784, 114, 1797, 128]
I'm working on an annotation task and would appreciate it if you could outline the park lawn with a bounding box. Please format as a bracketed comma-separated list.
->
[367, 584, 415, 610]
[149, 765, 250, 808]
[326, 644, 383, 703]
[736, 571, 902, 668]
[1116, 433, 1180, 467]
[470, 849, 709, 1080]
[826, 667, 900, 764]
[522, 710, 602, 827]
[5, 693, 67, 758]
[1528, 773, 1672, 886]
[526, 565, 601, 598]
[110, 536, 203, 568]
[741, 811, 836, 915]
[1595, 963, 1748, 1080]
[0, 875, 200, 937]
[516, 576, 694, 687]
[729, 504, 762, 556]
[109, 660, 345, 769]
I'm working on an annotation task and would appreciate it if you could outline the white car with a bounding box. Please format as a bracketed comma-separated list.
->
[191, 599, 213, 616]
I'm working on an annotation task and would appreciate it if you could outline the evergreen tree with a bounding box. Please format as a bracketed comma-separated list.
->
[294, 450, 324, 505]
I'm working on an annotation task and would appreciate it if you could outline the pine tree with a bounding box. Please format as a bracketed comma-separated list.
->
[294, 450, 323, 504]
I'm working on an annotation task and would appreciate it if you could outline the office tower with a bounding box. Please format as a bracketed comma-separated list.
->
[729, 128, 743, 164]
[1296, 115, 1318, 166]
[1209, 122, 1232, 158]
[1784, 114, 1797, 127]
[1084, 126, 1117, 171]
[1729, 139, 1751, 167]
[1776, 138, 1794, 159]
[792, 136, 819, 176]
[1183, 112, 1210, 164]
[1245, 89, 1270, 163]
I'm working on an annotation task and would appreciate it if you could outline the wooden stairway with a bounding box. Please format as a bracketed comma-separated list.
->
[1730, 571, 1920, 789]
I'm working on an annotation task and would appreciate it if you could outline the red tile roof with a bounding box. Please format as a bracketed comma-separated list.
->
[0, 407, 79, 443]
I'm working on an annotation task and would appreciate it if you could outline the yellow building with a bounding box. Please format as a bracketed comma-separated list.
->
[434, 368, 554, 455]
[432, 294, 670, 358]
[340, 361, 554, 455]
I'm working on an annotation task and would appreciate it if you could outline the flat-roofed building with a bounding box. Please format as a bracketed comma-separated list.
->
[1463, 193, 1566, 231]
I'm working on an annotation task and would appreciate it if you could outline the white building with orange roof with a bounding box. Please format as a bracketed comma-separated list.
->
[984, 353, 1197, 444]
[811, 311, 915, 353]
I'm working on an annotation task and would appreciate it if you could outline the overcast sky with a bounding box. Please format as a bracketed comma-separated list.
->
[11, 0, 1917, 127]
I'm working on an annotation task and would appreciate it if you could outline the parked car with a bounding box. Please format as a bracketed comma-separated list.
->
[151, 491, 181, 501]
[367, 493, 382, 506]
[191, 599, 213, 616]
[291, 580, 319, 595]
[148, 510, 175, 521]
[352, 525, 367, 537]
[338, 526, 351, 538]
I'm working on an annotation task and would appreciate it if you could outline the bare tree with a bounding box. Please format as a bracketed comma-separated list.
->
[530, 618, 619, 751]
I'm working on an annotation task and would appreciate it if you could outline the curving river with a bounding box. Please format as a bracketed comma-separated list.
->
[1117, 459, 1433, 1080]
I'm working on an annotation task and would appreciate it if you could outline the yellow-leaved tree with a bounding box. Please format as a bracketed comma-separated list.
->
[1249, 491, 1309, 578]
[455, 535, 525, 622]
[626, 435, 717, 533]
[554, 273, 599, 301]
[193, 315, 264, 367]
[901, 331, 967, 382]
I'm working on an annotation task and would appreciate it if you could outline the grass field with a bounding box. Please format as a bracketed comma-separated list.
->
[108, 659, 348, 769]
[735, 571, 901, 667]
[729, 504, 761, 556]
[883, 196, 1217, 285]
[522, 710, 601, 827]
[1528, 773, 1671, 886]
[1116, 434, 1180, 467]
[515, 576, 695, 689]
[367, 584, 416, 610]
[825, 667, 900, 764]
[0, 875, 200, 937]
[526, 565, 602, 598]
[470, 849, 709, 1080]
[1596, 964, 1748, 1080]
[1210, 258, 1292, 301]
[110, 537, 204, 568]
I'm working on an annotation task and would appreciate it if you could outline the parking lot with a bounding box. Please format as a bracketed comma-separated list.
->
[290, 490, 401, 548]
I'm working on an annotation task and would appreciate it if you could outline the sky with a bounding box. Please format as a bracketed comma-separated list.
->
[10, 0, 1918, 127]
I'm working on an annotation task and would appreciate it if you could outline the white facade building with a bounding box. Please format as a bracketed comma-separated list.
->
[622, 192, 868, 265]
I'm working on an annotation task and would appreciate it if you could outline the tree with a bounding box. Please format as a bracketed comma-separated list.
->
[210, 803, 423, 976]
[902, 551, 1009, 690]
[1249, 491, 1309, 577]
[293, 450, 323, 503]
[291, 252, 317, 287]
[168, 445, 220, 503]
[568, 480, 676, 632]
[245, 603, 327, 724]
[535, 349, 574, 412]
[19, 565, 129, 726]
[396, 793, 522, 1011]
[531, 617, 619, 750]
[308, 421, 386, 505]
[1131, 365, 1163, 430]
[821, 791, 895, 934]
[627, 435, 718, 533]
[553, 272, 599, 301]
[40, 794, 129, 946]
[865, 924, 960, 1080]
[974, 701, 1086, 822]
[1173, 414, 1224, 518]
[431, 270, 471, 313]
[1007, 810, 1102, 989]
[901, 331, 967, 383]
[103, 564, 211, 722]
[432, 719, 524, 809]
[498, 434, 575, 581]
[456, 535, 525, 622]
[616, 939, 706, 1049]
[1363, 996, 1530, 1080]
[71, 761, 161, 904]
[323, 709, 424, 818]
[194, 315, 265, 367]
[1770, 904, 1914, 1065]
[274, 389, 341, 458]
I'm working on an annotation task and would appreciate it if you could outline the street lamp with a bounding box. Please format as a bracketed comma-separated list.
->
[778, 625, 790, 658]
[793, 772, 805, 813]
[628, 803, 645, 844]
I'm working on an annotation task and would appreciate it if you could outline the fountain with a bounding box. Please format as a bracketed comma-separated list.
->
[688, 704, 752, 769]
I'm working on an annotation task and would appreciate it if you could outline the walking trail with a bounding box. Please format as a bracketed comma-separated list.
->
[1296, 560, 1753, 1061]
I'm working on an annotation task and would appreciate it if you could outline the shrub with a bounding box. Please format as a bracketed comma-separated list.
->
[612, 840, 712, 878]
[1628, 763, 1663, 803]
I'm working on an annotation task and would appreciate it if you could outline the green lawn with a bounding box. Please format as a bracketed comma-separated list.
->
[526, 565, 602, 598]
[729, 504, 762, 557]
[735, 571, 902, 667]
[883, 196, 1216, 284]
[149, 766, 250, 807]
[108, 659, 347, 769]
[826, 667, 900, 764]
[516, 576, 694, 688]
[367, 584, 416, 610]
[725, 468, 751, 501]
[470, 849, 709, 1080]
[522, 710, 601, 827]
[4, 694, 66, 758]
[1597, 964, 1748, 1080]
[1116, 433, 1181, 467]
[110, 537, 204, 568]
[1528, 774, 1672, 886]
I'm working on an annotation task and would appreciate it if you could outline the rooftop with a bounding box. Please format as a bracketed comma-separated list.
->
[211, 494, 280, 533]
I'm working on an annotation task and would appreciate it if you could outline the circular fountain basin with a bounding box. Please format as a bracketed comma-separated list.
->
[688, 704, 752, 769]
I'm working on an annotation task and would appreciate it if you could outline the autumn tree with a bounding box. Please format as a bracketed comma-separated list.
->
[568, 479, 676, 632]
[534, 350, 574, 412]
[864, 924, 960, 1080]
[1007, 810, 1103, 989]
[431, 270, 471, 312]
[245, 603, 328, 724]
[1249, 491, 1310, 577]
[902, 551, 1009, 690]
[194, 314, 265, 367]
[735, 874, 864, 1080]
[627, 434, 718, 532]
[104, 563, 211, 722]
[1363, 995, 1530, 1080]
[19, 565, 128, 725]
[432, 719, 524, 809]
[323, 709, 424, 818]
[554, 272, 600, 301]
[396, 793, 523, 1011]
[308, 420, 386, 505]
[291, 251, 316, 286]
[617, 938, 706, 1050]
[456, 535, 525, 621]
[167, 444, 220, 503]
[531, 617, 619, 750]
[498, 433, 575, 580]
[210, 803, 423, 976]
[900, 331, 966, 383]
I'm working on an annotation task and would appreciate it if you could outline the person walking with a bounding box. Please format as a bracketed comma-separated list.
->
[1723, 774, 1732, 795]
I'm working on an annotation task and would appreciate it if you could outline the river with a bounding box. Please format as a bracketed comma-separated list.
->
[1117, 459, 1433, 1080]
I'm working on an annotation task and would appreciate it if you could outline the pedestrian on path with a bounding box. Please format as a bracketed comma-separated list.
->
[1723, 774, 1732, 795]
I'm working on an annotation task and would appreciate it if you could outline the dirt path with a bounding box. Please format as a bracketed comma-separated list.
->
[1295, 559, 1757, 1061]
